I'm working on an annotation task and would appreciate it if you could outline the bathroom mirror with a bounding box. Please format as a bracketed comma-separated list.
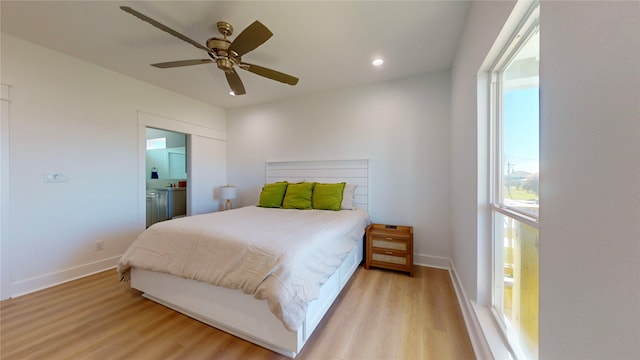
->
[145, 128, 187, 182]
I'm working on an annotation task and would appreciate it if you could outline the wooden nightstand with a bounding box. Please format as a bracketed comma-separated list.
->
[365, 223, 413, 276]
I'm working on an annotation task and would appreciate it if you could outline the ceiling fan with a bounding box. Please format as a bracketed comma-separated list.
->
[120, 6, 299, 96]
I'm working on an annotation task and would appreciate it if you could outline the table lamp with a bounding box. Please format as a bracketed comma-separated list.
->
[221, 185, 237, 210]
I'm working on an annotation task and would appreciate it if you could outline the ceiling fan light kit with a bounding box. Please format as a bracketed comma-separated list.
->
[120, 6, 299, 96]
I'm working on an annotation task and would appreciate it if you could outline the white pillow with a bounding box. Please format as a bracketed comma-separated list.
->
[341, 184, 358, 210]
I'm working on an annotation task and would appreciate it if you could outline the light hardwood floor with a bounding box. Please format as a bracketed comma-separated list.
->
[1, 265, 475, 359]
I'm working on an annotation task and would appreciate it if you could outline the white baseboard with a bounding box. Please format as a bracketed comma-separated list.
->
[446, 259, 495, 360]
[414, 253, 451, 269]
[9, 255, 120, 298]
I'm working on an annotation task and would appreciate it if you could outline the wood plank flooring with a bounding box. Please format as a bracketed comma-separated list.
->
[1, 266, 475, 359]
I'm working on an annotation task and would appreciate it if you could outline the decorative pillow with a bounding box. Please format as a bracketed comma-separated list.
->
[282, 182, 315, 209]
[341, 184, 358, 210]
[313, 182, 346, 211]
[258, 182, 288, 208]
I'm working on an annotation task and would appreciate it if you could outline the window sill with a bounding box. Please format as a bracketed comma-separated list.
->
[471, 301, 515, 360]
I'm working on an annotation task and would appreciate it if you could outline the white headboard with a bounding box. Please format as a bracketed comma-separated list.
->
[265, 159, 369, 211]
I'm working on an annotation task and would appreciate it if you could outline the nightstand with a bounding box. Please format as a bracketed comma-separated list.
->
[365, 223, 413, 276]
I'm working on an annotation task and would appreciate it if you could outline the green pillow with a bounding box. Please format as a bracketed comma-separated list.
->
[258, 182, 288, 208]
[282, 182, 315, 209]
[313, 182, 346, 211]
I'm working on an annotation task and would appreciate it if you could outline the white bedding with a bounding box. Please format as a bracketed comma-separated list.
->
[117, 206, 370, 331]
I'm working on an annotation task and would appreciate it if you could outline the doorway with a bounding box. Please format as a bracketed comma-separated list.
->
[145, 127, 188, 227]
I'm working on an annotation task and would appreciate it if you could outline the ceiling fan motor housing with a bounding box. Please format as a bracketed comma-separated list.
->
[216, 58, 235, 72]
[206, 37, 229, 52]
[206, 37, 237, 72]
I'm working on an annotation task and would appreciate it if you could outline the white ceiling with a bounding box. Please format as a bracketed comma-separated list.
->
[1, 1, 470, 110]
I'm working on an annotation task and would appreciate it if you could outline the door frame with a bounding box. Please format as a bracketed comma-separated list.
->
[1, 84, 12, 299]
[137, 111, 226, 231]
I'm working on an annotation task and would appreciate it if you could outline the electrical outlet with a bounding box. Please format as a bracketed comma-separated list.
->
[95, 240, 104, 251]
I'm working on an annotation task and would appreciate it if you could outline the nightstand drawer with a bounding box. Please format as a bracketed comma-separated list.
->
[372, 253, 408, 265]
[371, 238, 408, 252]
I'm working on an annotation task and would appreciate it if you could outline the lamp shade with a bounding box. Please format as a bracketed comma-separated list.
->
[220, 186, 237, 200]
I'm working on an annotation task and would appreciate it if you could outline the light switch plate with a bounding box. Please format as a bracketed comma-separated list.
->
[44, 172, 67, 183]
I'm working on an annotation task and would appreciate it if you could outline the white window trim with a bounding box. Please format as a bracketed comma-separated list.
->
[489, 15, 540, 220]
[487, 2, 540, 359]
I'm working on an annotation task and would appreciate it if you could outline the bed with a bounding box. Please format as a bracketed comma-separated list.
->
[118, 159, 369, 358]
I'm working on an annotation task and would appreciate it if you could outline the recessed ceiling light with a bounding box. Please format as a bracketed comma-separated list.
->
[229, 91, 236, 96]
[372, 58, 384, 66]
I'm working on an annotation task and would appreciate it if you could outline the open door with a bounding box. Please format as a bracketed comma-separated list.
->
[145, 128, 187, 228]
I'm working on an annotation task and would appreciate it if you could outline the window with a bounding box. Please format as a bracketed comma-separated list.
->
[146, 137, 166, 150]
[489, 5, 539, 359]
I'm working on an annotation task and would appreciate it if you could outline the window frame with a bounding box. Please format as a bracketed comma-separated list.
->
[487, 3, 540, 359]
[489, 15, 540, 226]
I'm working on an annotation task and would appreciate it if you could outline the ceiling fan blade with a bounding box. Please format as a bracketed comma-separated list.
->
[240, 63, 299, 86]
[228, 21, 273, 57]
[151, 59, 213, 68]
[120, 6, 210, 53]
[225, 68, 246, 95]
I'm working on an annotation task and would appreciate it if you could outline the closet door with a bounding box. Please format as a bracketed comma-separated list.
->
[188, 135, 227, 215]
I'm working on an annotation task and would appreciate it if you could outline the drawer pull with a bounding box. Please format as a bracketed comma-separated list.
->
[385, 251, 393, 255]
[385, 237, 393, 240]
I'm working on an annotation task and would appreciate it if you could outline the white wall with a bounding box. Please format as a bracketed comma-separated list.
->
[227, 72, 452, 263]
[450, 0, 516, 303]
[1, 33, 227, 298]
[539, 1, 640, 358]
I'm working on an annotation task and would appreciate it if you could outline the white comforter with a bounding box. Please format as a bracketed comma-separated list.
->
[117, 206, 370, 331]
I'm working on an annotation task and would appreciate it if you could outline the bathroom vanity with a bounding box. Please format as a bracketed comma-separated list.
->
[146, 187, 186, 227]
